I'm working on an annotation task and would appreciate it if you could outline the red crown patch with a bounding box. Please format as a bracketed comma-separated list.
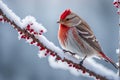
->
[60, 9, 71, 19]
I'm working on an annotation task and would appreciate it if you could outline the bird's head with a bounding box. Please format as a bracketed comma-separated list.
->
[57, 9, 81, 27]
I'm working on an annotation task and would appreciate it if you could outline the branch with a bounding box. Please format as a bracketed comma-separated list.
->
[0, 0, 119, 80]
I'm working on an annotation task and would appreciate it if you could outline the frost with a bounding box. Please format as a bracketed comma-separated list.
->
[0, 0, 23, 27]
[38, 51, 47, 58]
[48, 56, 81, 77]
[22, 16, 47, 33]
[48, 55, 119, 80]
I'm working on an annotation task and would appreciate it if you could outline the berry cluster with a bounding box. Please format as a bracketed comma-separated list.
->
[0, 15, 7, 22]
[113, 0, 120, 14]
[113, 0, 120, 8]
[26, 24, 44, 35]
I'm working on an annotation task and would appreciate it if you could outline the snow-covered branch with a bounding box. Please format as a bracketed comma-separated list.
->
[0, 0, 119, 80]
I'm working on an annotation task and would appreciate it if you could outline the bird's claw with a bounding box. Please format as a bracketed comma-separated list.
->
[63, 49, 76, 55]
[79, 60, 84, 66]
[79, 55, 87, 66]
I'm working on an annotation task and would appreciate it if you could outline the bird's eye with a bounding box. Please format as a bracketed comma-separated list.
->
[66, 18, 70, 21]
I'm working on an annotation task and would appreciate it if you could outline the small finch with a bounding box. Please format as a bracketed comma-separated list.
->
[57, 9, 118, 69]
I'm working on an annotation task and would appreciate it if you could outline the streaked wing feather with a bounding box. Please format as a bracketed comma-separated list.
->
[76, 20, 102, 52]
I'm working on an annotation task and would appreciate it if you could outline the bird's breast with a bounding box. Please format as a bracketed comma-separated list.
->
[58, 24, 70, 47]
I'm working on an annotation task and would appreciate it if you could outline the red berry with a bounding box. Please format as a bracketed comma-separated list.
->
[39, 33, 42, 35]
[50, 53, 53, 56]
[34, 32, 38, 35]
[31, 41, 34, 44]
[82, 70, 86, 74]
[27, 37, 30, 39]
[30, 29, 34, 33]
[50, 52, 53, 55]
[39, 30, 44, 35]
[62, 60, 65, 62]
[4, 18, 7, 22]
[67, 61, 71, 64]
[20, 32, 22, 34]
[50, 53, 55, 57]
[40, 47, 45, 51]
[52, 53, 55, 57]
[73, 64, 76, 67]
[37, 43, 41, 46]
[69, 64, 72, 67]
[56, 56, 61, 60]
[45, 53, 47, 56]
[27, 25, 30, 30]
[113, 2, 116, 5]
[21, 35, 26, 39]
[30, 40, 35, 44]
[117, 10, 120, 15]
[46, 50, 49, 53]
[40, 30, 43, 33]
[0, 18, 2, 21]
[30, 42, 33, 44]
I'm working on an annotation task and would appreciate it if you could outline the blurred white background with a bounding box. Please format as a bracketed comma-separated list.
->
[0, 0, 119, 80]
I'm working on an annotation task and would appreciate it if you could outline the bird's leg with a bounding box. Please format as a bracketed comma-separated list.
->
[104, 59, 108, 62]
[63, 49, 76, 55]
[79, 55, 87, 65]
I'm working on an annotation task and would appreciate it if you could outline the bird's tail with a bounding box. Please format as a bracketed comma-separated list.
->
[99, 52, 118, 69]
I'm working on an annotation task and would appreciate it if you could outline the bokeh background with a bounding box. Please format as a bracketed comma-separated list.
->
[0, 0, 119, 80]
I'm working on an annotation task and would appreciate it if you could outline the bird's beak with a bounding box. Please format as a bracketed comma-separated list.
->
[57, 20, 60, 23]
[57, 20, 62, 23]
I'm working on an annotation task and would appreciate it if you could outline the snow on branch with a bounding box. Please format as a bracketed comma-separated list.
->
[0, 0, 119, 80]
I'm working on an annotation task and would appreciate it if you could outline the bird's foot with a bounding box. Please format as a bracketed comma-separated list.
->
[63, 49, 76, 55]
[79, 55, 87, 66]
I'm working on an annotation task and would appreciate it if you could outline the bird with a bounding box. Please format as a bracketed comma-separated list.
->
[57, 9, 118, 69]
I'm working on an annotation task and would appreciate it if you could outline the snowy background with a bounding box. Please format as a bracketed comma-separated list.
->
[0, 0, 119, 80]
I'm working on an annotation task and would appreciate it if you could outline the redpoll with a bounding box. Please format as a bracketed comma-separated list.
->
[57, 9, 118, 69]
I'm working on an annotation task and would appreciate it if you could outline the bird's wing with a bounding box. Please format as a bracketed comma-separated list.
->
[76, 20, 102, 52]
